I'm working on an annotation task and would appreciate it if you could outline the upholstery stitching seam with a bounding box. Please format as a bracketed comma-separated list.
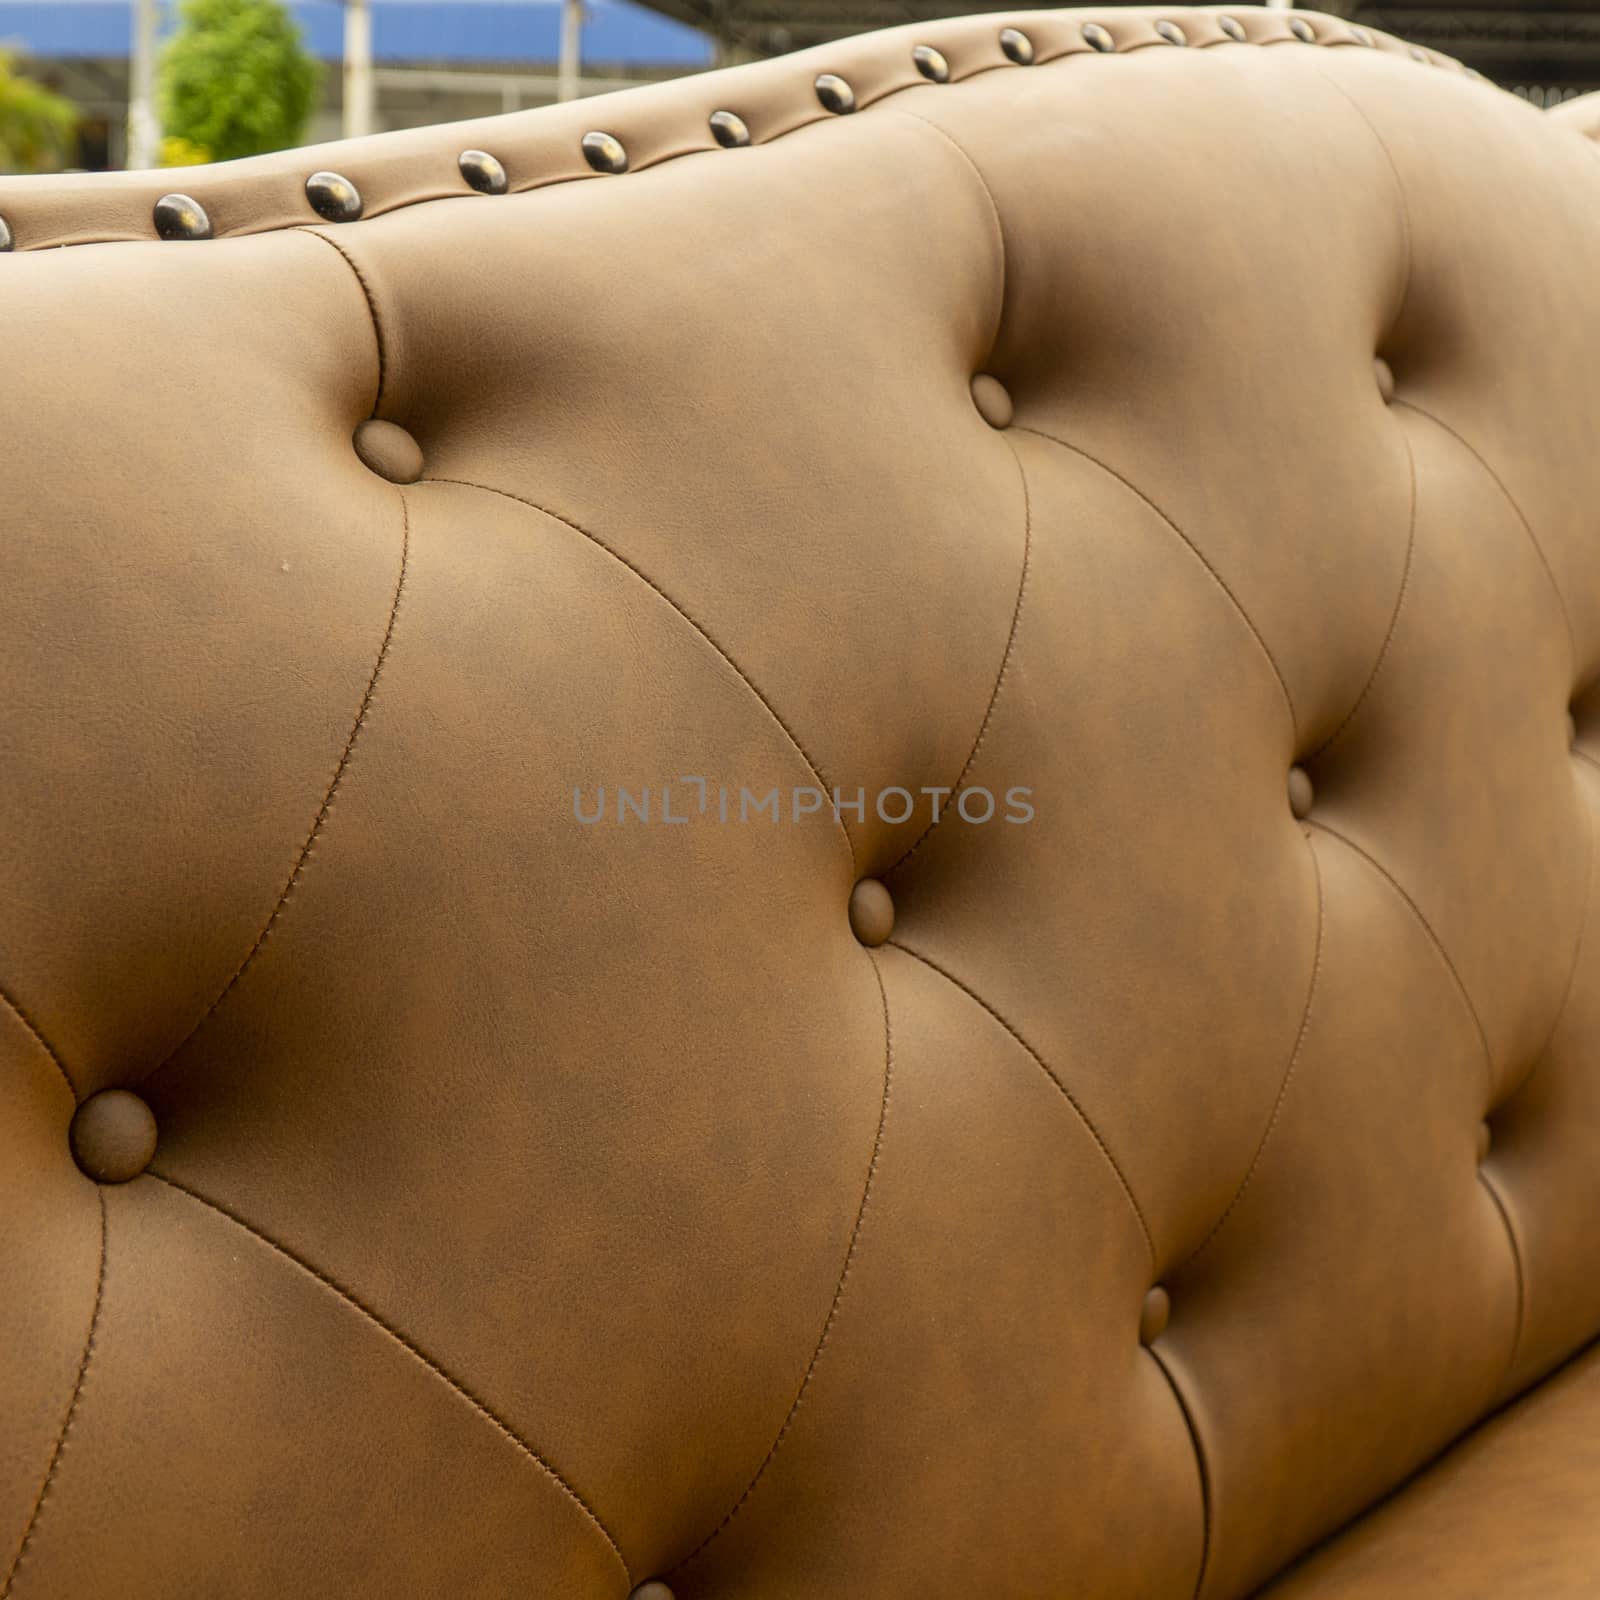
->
[1499, 756, 1599, 1112]
[668, 950, 894, 1579]
[145, 1169, 630, 1585]
[1307, 65, 1414, 337]
[886, 107, 1006, 357]
[1307, 819, 1495, 1096]
[1477, 1167, 1526, 1395]
[1181, 835, 1324, 1272]
[1146, 1341, 1211, 1600]
[2, 1188, 105, 1600]
[1393, 399, 1579, 677]
[1013, 424, 1299, 745]
[133, 491, 410, 1090]
[888, 937, 1156, 1267]
[1310, 430, 1417, 761]
[421, 473, 857, 873]
[0, 984, 76, 1103]
[887, 431, 1031, 880]
[298, 226, 386, 414]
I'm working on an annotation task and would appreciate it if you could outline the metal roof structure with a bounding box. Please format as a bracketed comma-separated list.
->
[0, 0, 712, 67]
[632, 0, 1600, 93]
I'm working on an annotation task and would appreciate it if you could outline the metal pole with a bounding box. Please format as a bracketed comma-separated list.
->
[344, 0, 374, 138]
[557, 0, 582, 103]
[127, 0, 159, 169]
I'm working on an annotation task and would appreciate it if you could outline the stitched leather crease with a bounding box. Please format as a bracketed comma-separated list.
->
[1146, 1341, 1211, 1600]
[889, 433, 1031, 880]
[1309, 65, 1415, 338]
[146, 1170, 631, 1585]
[888, 937, 1157, 1266]
[135, 494, 410, 1089]
[422, 474, 857, 872]
[0, 986, 74, 1103]
[300, 227, 388, 415]
[2, 1189, 105, 1600]
[1394, 400, 1579, 676]
[1014, 425, 1300, 746]
[1492, 757, 1600, 1379]
[1183, 835, 1326, 1271]
[1307, 820, 1496, 1096]
[1312, 431, 1418, 762]
[669, 949, 895, 1579]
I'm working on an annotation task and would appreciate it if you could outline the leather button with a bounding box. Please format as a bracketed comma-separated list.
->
[353, 419, 424, 485]
[70, 1090, 158, 1184]
[1477, 1121, 1492, 1164]
[971, 374, 1013, 429]
[1374, 357, 1395, 403]
[1288, 765, 1314, 820]
[630, 1585, 675, 1600]
[848, 879, 895, 947]
[1140, 1286, 1170, 1345]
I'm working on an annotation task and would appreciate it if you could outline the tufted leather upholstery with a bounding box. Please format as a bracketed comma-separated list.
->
[5, 9, 1600, 1596]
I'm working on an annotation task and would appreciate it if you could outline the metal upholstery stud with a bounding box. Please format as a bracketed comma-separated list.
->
[814, 72, 856, 113]
[1217, 14, 1247, 41]
[153, 192, 212, 240]
[1289, 17, 1316, 41]
[709, 110, 751, 147]
[629, 1584, 676, 1600]
[581, 131, 628, 174]
[305, 170, 362, 222]
[912, 43, 950, 82]
[1155, 20, 1187, 46]
[458, 149, 508, 194]
[1000, 27, 1035, 65]
[1410, 45, 1429, 61]
[1082, 22, 1114, 52]
[1350, 25, 1375, 46]
[0, 215, 15, 252]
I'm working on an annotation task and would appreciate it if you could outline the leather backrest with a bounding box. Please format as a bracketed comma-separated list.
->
[5, 11, 1600, 1597]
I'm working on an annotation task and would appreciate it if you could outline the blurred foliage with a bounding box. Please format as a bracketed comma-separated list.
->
[160, 133, 212, 166]
[0, 48, 78, 173]
[159, 0, 320, 163]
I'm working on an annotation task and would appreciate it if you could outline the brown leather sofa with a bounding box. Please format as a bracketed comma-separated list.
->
[5, 8, 1600, 1596]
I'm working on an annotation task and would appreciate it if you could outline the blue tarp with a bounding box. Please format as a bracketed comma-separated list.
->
[0, 0, 712, 67]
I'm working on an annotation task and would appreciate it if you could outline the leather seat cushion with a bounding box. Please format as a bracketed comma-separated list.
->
[1261, 1338, 1600, 1597]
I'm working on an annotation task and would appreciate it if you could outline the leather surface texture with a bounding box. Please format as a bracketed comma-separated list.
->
[4, 9, 1600, 1598]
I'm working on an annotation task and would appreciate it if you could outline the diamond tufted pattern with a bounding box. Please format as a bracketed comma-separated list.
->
[5, 9, 1600, 1597]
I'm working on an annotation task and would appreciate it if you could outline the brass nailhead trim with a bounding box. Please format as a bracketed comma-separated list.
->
[581, 130, 628, 173]
[708, 110, 751, 147]
[814, 72, 856, 114]
[1000, 27, 1036, 65]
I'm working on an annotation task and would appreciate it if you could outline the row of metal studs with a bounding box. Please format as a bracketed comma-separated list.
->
[0, 16, 1471, 251]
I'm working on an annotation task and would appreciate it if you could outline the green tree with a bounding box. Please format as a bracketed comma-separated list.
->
[159, 0, 320, 164]
[0, 49, 78, 173]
